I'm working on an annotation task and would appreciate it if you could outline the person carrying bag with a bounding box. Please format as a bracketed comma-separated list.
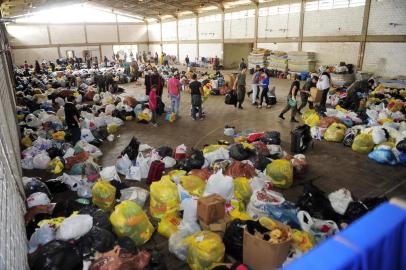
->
[279, 74, 300, 122]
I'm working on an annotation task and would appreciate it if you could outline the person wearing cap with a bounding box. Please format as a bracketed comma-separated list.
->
[167, 72, 182, 116]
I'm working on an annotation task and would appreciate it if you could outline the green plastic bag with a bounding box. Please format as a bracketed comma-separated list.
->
[110, 200, 154, 245]
[352, 133, 375, 153]
[92, 181, 116, 211]
[324, 123, 347, 142]
[266, 159, 293, 189]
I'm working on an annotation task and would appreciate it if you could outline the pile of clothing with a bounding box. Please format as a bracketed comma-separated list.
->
[304, 83, 406, 166]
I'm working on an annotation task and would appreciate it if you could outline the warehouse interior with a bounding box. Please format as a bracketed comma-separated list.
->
[0, 0, 405, 269]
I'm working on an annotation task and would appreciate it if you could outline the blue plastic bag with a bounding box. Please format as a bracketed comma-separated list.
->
[368, 149, 397, 165]
[259, 201, 301, 229]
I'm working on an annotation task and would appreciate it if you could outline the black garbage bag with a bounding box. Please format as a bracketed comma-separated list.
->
[52, 196, 91, 218]
[175, 158, 192, 172]
[396, 139, 406, 153]
[147, 249, 167, 270]
[89, 139, 103, 147]
[229, 144, 253, 161]
[262, 131, 281, 145]
[225, 91, 237, 105]
[29, 240, 83, 270]
[223, 219, 247, 261]
[121, 137, 140, 160]
[93, 126, 109, 140]
[44, 179, 70, 194]
[291, 125, 312, 154]
[187, 149, 205, 169]
[47, 147, 63, 159]
[78, 226, 116, 257]
[296, 183, 340, 223]
[117, 237, 138, 253]
[251, 155, 272, 171]
[344, 197, 387, 224]
[79, 205, 112, 231]
[24, 178, 52, 198]
[157, 146, 173, 158]
[343, 132, 355, 147]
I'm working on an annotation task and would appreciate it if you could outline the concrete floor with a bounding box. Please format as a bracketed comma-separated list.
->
[100, 69, 406, 202]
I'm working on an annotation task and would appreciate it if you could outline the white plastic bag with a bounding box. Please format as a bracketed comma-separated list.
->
[328, 188, 353, 215]
[163, 156, 177, 169]
[21, 157, 34, 170]
[203, 170, 234, 201]
[372, 128, 387, 145]
[176, 144, 187, 155]
[100, 166, 121, 182]
[107, 134, 115, 142]
[28, 224, 55, 253]
[125, 166, 141, 181]
[27, 192, 51, 208]
[32, 152, 51, 170]
[120, 187, 149, 207]
[204, 148, 230, 165]
[136, 152, 152, 179]
[105, 104, 116, 115]
[116, 154, 132, 175]
[56, 214, 93, 240]
[81, 128, 95, 142]
[297, 210, 339, 243]
[61, 173, 82, 191]
[224, 128, 235, 137]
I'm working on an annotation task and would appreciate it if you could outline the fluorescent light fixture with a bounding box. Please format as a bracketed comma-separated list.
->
[199, 5, 219, 11]
[223, 0, 252, 8]
[160, 15, 174, 19]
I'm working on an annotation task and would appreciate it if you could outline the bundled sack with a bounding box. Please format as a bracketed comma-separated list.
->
[328, 188, 353, 215]
[189, 168, 212, 182]
[323, 123, 347, 143]
[110, 200, 154, 246]
[290, 154, 308, 179]
[372, 128, 389, 145]
[89, 246, 150, 270]
[150, 176, 180, 219]
[158, 214, 181, 238]
[234, 177, 252, 205]
[265, 159, 293, 189]
[56, 214, 93, 241]
[352, 133, 375, 154]
[318, 117, 342, 129]
[121, 137, 140, 160]
[262, 131, 281, 145]
[229, 144, 253, 161]
[368, 146, 398, 165]
[226, 161, 257, 179]
[180, 175, 206, 197]
[92, 181, 116, 211]
[203, 170, 234, 201]
[302, 110, 320, 127]
[184, 231, 225, 270]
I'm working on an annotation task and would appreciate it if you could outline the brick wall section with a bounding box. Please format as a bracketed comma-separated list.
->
[368, 0, 406, 35]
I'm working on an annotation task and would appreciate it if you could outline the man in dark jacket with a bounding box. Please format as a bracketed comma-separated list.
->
[64, 96, 81, 145]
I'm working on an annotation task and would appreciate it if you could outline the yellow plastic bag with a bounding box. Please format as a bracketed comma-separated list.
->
[157, 214, 181, 238]
[266, 159, 293, 189]
[352, 133, 375, 154]
[48, 157, 64, 174]
[180, 175, 206, 197]
[241, 142, 254, 150]
[38, 217, 65, 228]
[233, 177, 252, 205]
[259, 217, 278, 230]
[125, 115, 133, 121]
[335, 105, 348, 113]
[21, 136, 32, 148]
[228, 199, 252, 220]
[302, 110, 320, 127]
[110, 200, 154, 245]
[168, 170, 187, 182]
[138, 112, 152, 122]
[107, 123, 119, 134]
[291, 229, 315, 252]
[234, 136, 247, 143]
[52, 131, 65, 141]
[203, 144, 227, 154]
[323, 123, 347, 142]
[185, 231, 225, 270]
[92, 181, 116, 211]
[150, 176, 180, 219]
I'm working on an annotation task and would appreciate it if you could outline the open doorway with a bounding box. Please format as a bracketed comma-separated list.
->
[223, 43, 253, 69]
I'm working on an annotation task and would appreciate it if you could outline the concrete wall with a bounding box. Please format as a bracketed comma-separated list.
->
[178, 18, 197, 41]
[223, 43, 252, 69]
[199, 43, 223, 59]
[179, 43, 198, 63]
[162, 21, 177, 41]
[198, 15, 222, 40]
[301, 42, 360, 66]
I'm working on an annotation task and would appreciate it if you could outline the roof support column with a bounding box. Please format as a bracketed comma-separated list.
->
[196, 15, 199, 59]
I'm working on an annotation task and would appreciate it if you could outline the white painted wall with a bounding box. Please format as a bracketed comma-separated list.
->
[148, 23, 161, 42]
[86, 25, 118, 43]
[302, 42, 359, 66]
[303, 6, 364, 36]
[12, 48, 59, 65]
[60, 45, 100, 59]
[178, 18, 197, 41]
[101, 45, 114, 60]
[198, 15, 222, 40]
[368, 0, 406, 35]
[224, 17, 255, 39]
[149, 44, 162, 55]
[119, 24, 148, 42]
[162, 21, 177, 41]
[138, 44, 149, 54]
[363, 42, 406, 78]
[163, 43, 178, 56]
[6, 25, 49, 46]
[258, 13, 300, 38]
[179, 43, 198, 63]
[49, 25, 86, 44]
[199, 43, 223, 59]
[257, 42, 299, 52]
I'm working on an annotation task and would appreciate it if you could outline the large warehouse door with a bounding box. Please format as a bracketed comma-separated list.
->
[0, 18, 28, 269]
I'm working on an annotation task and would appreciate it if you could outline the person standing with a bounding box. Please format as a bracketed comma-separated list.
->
[64, 96, 81, 145]
[258, 69, 271, 109]
[149, 86, 159, 127]
[279, 74, 300, 123]
[239, 58, 247, 70]
[154, 52, 159, 65]
[185, 55, 190, 67]
[189, 73, 204, 120]
[164, 54, 170, 66]
[34, 60, 41, 74]
[167, 73, 181, 116]
[298, 75, 318, 114]
[317, 71, 331, 112]
[233, 67, 247, 109]
[214, 56, 220, 71]
[250, 65, 261, 105]
[104, 56, 108, 67]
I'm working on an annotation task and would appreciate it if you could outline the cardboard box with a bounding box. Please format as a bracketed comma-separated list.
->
[197, 194, 226, 224]
[243, 226, 291, 270]
[308, 87, 323, 103]
[199, 215, 230, 237]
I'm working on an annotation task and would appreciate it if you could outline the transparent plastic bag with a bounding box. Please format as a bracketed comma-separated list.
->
[120, 187, 149, 208]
